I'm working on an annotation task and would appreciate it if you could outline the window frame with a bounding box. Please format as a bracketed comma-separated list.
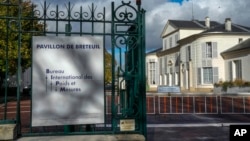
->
[203, 67, 213, 84]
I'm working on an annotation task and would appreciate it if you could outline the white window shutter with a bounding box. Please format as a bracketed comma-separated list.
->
[202, 60, 206, 67]
[165, 56, 168, 73]
[202, 43, 206, 58]
[197, 68, 202, 84]
[212, 42, 218, 58]
[213, 67, 219, 83]
[155, 62, 159, 84]
[159, 58, 162, 75]
[229, 61, 233, 81]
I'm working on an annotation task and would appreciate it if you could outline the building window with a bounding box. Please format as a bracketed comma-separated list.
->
[169, 37, 172, 48]
[149, 59, 156, 85]
[166, 73, 169, 85]
[198, 67, 218, 84]
[165, 56, 168, 73]
[160, 75, 162, 85]
[161, 58, 165, 74]
[163, 74, 166, 85]
[205, 42, 212, 58]
[202, 42, 217, 59]
[229, 60, 242, 81]
[175, 34, 178, 45]
[203, 67, 213, 84]
[175, 53, 180, 66]
[234, 60, 242, 80]
[186, 46, 191, 61]
[175, 72, 179, 85]
[164, 39, 168, 50]
[228, 61, 233, 81]
[162, 73, 165, 85]
[159, 58, 162, 75]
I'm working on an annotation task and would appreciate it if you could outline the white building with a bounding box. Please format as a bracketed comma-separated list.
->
[221, 38, 250, 81]
[147, 17, 250, 92]
[146, 48, 161, 91]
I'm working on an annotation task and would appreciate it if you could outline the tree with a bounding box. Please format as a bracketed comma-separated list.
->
[104, 50, 113, 84]
[0, 0, 113, 88]
[0, 0, 44, 88]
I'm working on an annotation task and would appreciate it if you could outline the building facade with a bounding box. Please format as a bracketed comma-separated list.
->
[146, 17, 250, 92]
[146, 48, 161, 91]
[221, 38, 250, 81]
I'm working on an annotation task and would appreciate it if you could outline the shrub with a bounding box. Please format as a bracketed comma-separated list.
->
[234, 79, 245, 87]
[214, 79, 250, 92]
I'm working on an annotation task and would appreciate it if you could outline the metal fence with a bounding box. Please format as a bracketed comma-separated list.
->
[220, 96, 250, 114]
[2, 94, 250, 135]
[143, 95, 250, 115]
[157, 96, 218, 114]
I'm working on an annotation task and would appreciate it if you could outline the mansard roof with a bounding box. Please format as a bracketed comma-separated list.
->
[178, 23, 250, 45]
[202, 24, 250, 33]
[169, 20, 220, 29]
[167, 18, 250, 33]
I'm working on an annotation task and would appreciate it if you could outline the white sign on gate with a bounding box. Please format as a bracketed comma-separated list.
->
[32, 36, 104, 126]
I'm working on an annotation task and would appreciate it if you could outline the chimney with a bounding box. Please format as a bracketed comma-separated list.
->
[225, 18, 232, 31]
[205, 16, 210, 28]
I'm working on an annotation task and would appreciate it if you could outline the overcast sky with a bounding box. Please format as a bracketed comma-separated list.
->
[144, 0, 250, 51]
[32, 0, 250, 52]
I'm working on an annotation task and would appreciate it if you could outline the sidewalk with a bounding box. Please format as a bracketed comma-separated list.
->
[17, 114, 250, 141]
[147, 126, 229, 141]
[18, 134, 145, 141]
[146, 114, 250, 141]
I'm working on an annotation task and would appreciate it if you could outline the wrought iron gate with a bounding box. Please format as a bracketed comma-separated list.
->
[0, 0, 146, 138]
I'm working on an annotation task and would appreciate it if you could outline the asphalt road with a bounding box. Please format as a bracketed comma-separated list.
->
[147, 126, 229, 141]
[2, 99, 250, 140]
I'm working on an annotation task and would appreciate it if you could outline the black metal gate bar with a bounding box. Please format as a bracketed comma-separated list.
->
[0, 0, 146, 138]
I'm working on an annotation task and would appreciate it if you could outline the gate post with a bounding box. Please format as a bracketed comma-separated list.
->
[140, 8, 147, 138]
[16, 0, 23, 136]
[63, 23, 75, 133]
[110, 0, 147, 138]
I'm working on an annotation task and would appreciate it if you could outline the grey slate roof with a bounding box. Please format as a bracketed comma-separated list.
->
[169, 20, 220, 29]
[147, 48, 162, 54]
[222, 38, 250, 53]
[169, 19, 250, 33]
[202, 24, 250, 33]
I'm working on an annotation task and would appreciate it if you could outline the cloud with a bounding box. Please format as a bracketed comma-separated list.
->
[144, 0, 250, 51]
[31, 0, 250, 51]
